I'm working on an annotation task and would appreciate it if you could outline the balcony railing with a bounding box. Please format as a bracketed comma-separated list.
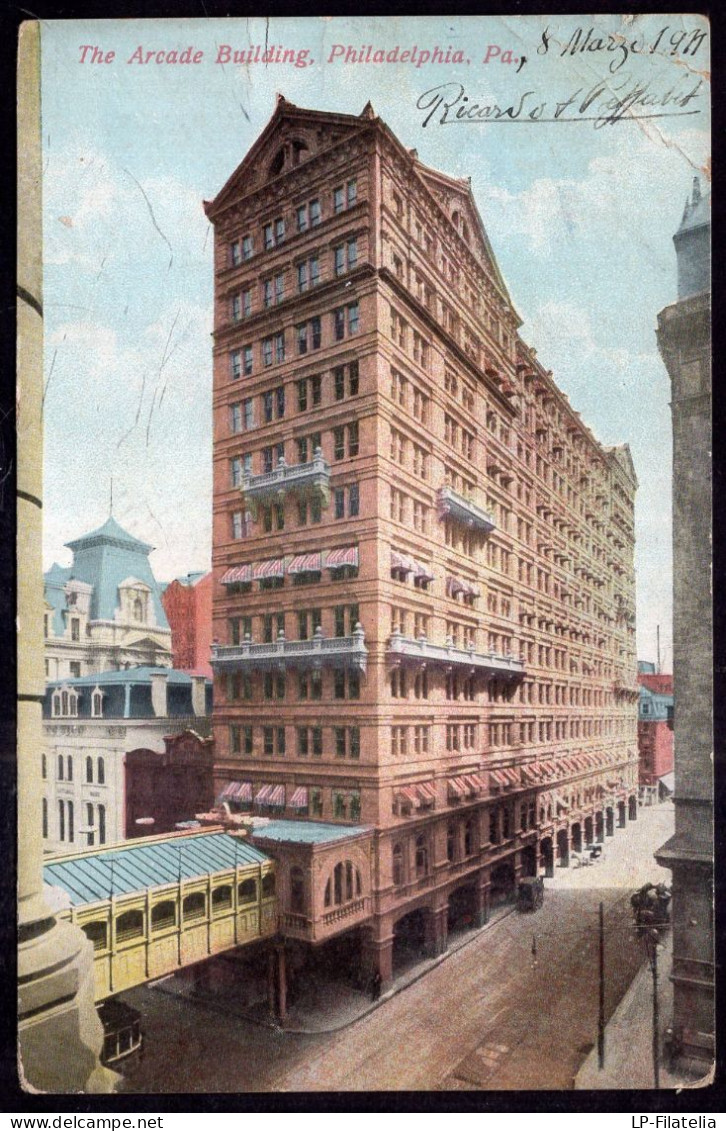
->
[387, 630, 525, 677]
[321, 898, 368, 927]
[211, 625, 367, 674]
[437, 486, 495, 533]
[241, 450, 329, 503]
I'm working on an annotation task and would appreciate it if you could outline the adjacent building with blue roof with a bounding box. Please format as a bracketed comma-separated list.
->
[44, 515, 172, 682]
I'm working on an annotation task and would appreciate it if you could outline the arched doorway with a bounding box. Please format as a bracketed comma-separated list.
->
[605, 807, 615, 837]
[447, 884, 478, 936]
[392, 907, 429, 974]
[628, 795, 638, 821]
[540, 836, 554, 878]
[595, 811, 604, 842]
[584, 816, 594, 846]
[556, 828, 569, 867]
[571, 823, 583, 854]
[490, 861, 516, 906]
[521, 842, 537, 877]
[618, 800, 627, 828]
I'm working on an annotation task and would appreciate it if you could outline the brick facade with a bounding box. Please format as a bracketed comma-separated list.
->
[205, 98, 640, 983]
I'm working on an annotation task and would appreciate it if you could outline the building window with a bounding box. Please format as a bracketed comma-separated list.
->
[296, 317, 322, 355]
[182, 893, 206, 923]
[333, 302, 359, 340]
[42, 798, 48, 839]
[86, 756, 93, 784]
[41, 753, 47, 779]
[392, 843, 404, 886]
[333, 361, 359, 401]
[241, 235, 253, 261]
[333, 180, 357, 213]
[70, 618, 80, 641]
[297, 257, 320, 292]
[415, 834, 429, 877]
[98, 804, 106, 845]
[290, 867, 305, 915]
[230, 725, 242, 754]
[152, 901, 176, 931]
[333, 238, 358, 276]
[231, 511, 248, 540]
[263, 218, 285, 250]
[296, 199, 321, 232]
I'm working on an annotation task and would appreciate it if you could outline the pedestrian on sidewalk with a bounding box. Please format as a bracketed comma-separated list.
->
[371, 972, 382, 1002]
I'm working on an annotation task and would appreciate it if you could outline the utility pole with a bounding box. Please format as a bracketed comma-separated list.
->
[649, 930, 660, 1089]
[598, 901, 605, 1069]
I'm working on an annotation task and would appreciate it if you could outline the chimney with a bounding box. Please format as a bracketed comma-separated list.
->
[149, 670, 168, 717]
[191, 674, 206, 717]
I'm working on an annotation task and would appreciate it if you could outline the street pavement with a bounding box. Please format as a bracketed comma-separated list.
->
[121, 801, 674, 1094]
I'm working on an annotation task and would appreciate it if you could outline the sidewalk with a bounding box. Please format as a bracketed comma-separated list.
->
[151, 902, 517, 1035]
[575, 932, 710, 1091]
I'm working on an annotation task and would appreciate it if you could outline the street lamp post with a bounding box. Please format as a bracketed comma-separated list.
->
[643, 927, 661, 1090]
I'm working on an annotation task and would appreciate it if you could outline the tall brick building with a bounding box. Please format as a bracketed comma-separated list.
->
[204, 98, 639, 986]
[637, 667, 674, 799]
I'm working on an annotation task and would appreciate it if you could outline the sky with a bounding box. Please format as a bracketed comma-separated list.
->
[39, 14, 711, 667]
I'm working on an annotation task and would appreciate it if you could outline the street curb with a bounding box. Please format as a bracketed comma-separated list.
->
[151, 904, 518, 1037]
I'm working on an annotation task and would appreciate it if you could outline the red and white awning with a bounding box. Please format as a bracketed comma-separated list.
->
[521, 764, 540, 784]
[219, 782, 239, 799]
[448, 777, 467, 798]
[391, 550, 415, 573]
[255, 783, 285, 806]
[289, 786, 308, 809]
[412, 558, 435, 582]
[446, 575, 480, 598]
[491, 767, 520, 788]
[252, 559, 285, 580]
[395, 785, 423, 809]
[220, 564, 253, 585]
[287, 552, 322, 574]
[465, 773, 488, 794]
[416, 781, 437, 804]
[326, 546, 359, 569]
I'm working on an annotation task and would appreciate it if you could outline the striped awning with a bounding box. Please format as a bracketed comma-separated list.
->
[447, 575, 480, 598]
[465, 773, 488, 794]
[521, 764, 539, 784]
[218, 782, 239, 800]
[255, 784, 285, 807]
[220, 564, 253, 585]
[289, 786, 308, 809]
[287, 552, 322, 574]
[492, 767, 520, 788]
[412, 558, 435, 582]
[390, 550, 415, 573]
[417, 781, 437, 803]
[447, 777, 467, 798]
[395, 785, 421, 809]
[252, 559, 285, 580]
[326, 546, 359, 569]
[490, 770, 509, 788]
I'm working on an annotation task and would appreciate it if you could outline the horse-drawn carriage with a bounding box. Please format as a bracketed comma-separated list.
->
[630, 882, 671, 934]
[571, 844, 603, 867]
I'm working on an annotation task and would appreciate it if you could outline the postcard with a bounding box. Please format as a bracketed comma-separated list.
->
[17, 13, 712, 1097]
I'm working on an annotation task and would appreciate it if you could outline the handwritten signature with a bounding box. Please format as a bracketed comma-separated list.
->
[417, 78, 704, 128]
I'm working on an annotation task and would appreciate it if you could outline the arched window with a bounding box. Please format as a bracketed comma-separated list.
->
[86, 756, 93, 783]
[261, 872, 275, 898]
[52, 691, 61, 718]
[98, 757, 105, 785]
[415, 834, 428, 877]
[345, 861, 354, 902]
[392, 843, 403, 887]
[447, 822, 456, 862]
[212, 885, 233, 913]
[86, 802, 95, 846]
[238, 878, 256, 904]
[67, 801, 74, 843]
[289, 867, 305, 915]
[324, 878, 331, 907]
[61, 691, 68, 716]
[41, 754, 47, 780]
[98, 804, 106, 845]
[328, 860, 363, 906]
[182, 892, 206, 921]
[92, 691, 103, 718]
[42, 797, 48, 839]
[133, 597, 143, 622]
[58, 799, 65, 841]
[269, 147, 286, 177]
[66, 755, 73, 782]
[151, 901, 176, 931]
[116, 909, 144, 942]
[57, 754, 64, 781]
[464, 818, 474, 857]
[82, 921, 108, 952]
[334, 862, 343, 905]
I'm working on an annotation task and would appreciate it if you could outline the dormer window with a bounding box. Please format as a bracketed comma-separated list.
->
[70, 618, 80, 641]
[133, 597, 143, 622]
[52, 685, 79, 718]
